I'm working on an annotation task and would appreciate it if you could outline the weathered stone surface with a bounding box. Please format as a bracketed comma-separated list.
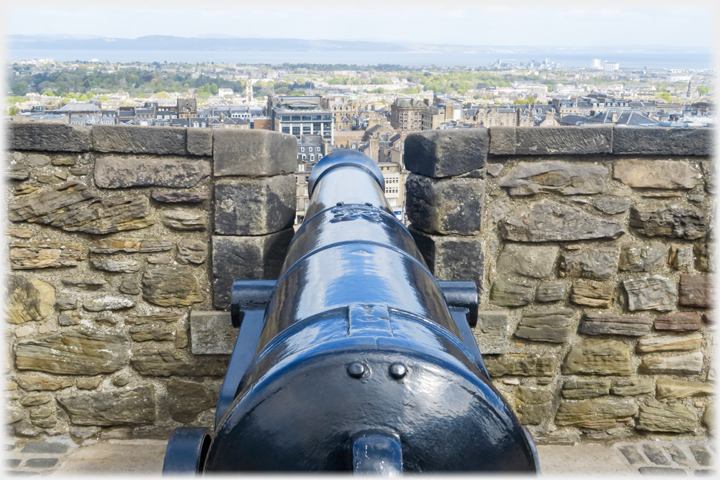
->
[618, 244, 667, 272]
[488, 126, 515, 155]
[8, 166, 30, 181]
[55, 292, 78, 311]
[213, 129, 297, 176]
[8, 183, 90, 222]
[515, 126, 612, 155]
[15, 330, 131, 375]
[10, 123, 91, 152]
[636, 333, 702, 353]
[37, 173, 64, 185]
[89, 238, 173, 254]
[563, 339, 633, 376]
[636, 404, 699, 433]
[128, 313, 184, 325]
[702, 405, 714, 435]
[490, 280, 534, 307]
[14, 184, 40, 196]
[405, 129, 488, 177]
[16, 374, 72, 392]
[186, 127, 213, 156]
[92, 125, 187, 155]
[214, 175, 296, 235]
[69, 165, 91, 176]
[654, 312, 702, 331]
[128, 324, 175, 342]
[535, 281, 567, 303]
[679, 274, 713, 308]
[640, 352, 703, 375]
[147, 254, 172, 265]
[151, 191, 209, 203]
[94, 156, 210, 188]
[61, 278, 107, 290]
[486, 163, 504, 177]
[130, 348, 229, 377]
[669, 244, 694, 271]
[611, 378, 654, 396]
[511, 386, 554, 425]
[409, 228, 484, 287]
[630, 204, 708, 239]
[555, 397, 638, 429]
[623, 276, 677, 311]
[472, 311, 507, 354]
[213, 230, 295, 309]
[613, 160, 701, 189]
[500, 200, 625, 242]
[562, 378, 611, 399]
[592, 195, 632, 215]
[570, 281, 614, 308]
[8, 276, 55, 324]
[10, 240, 85, 270]
[176, 239, 208, 265]
[91, 258, 141, 273]
[656, 379, 713, 399]
[406, 174, 484, 235]
[160, 209, 207, 231]
[496, 244, 558, 279]
[21, 393, 52, 407]
[141, 266, 203, 307]
[7, 227, 32, 239]
[499, 161, 608, 196]
[484, 354, 557, 377]
[83, 296, 135, 312]
[57, 386, 155, 426]
[514, 308, 574, 343]
[559, 248, 619, 280]
[190, 311, 237, 355]
[694, 243, 714, 272]
[166, 379, 218, 423]
[613, 127, 712, 155]
[579, 313, 653, 337]
[76, 377, 103, 390]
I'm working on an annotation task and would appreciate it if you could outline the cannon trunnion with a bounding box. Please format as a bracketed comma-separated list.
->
[163, 150, 539, 474]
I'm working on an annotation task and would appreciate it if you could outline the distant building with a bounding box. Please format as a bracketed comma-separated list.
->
[592, 59, 603, 69]
[267, 95, 334, 143]
[604, 62, 620, 72]
[321, 95, 359, 130]
[390, 98, 428, 131]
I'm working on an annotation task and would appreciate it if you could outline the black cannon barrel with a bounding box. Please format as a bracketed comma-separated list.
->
[164, 150, 539, 474]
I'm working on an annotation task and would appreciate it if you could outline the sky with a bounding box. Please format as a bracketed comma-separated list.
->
[4, 0, 717, 48]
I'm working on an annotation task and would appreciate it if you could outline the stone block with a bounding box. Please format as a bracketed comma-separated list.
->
[484, 354, 557, 377]
[498, 161, 609, 196]
[130, 348, 229, 377]
[636, 333, 702, 353]
[404, 129, 488, 177]
[16, 374, 72, 392]
[679, 274, 713, 308]
[213, 129, 297, 177]
[212, 230, 294, 309]
[151, 191, 209, 204]
[559, 248, 619, 280]
[623, 276, 677, 312]
[613, 127, 712, 156]
[636, 404, 699, 433]
[190, 311, 238, 355]
[141, 266, 204, 307]
[8, 276, 55, 324]
[186, 128, 213, 156]
[473, 311, 508, 355]
[409, 227, 484, 287]
[490, 279, 533, 307]
[94, 156, 210, 188]
[160, 209, 208, 231]
[511, 386, 554, 425]
[639, 352, 703, 375]
[514, 308, 574, 343]
[592, 195, 631, 215]
[611, 378, 654, 396]
[214, 175, 296, 235]
[128, 324, 175, 342]
[488, 126, 516, 155]
[89, 238, 173, 254]
[176, 240, 208, 265]
[654, 312, 702, 331]
[83, 296, 135, 312]
[579, 313, 653, 337]
[561, 378, 611, 399]
[92, 125, 187, 155]
[694, 243, 714, 272]
[613, 159, 701, 189]
[535, 281, 567, 303]
[496, 244, 558, 279]
[92, 258, 141, 273]
[618, 243, 667, 272]
[570, 281, 614, 308]
[562, 338, 633, 376]
[57, 386, 155, 426]
[630, 204, 708, 240]
[500, 200, 625, 242]
[9, 123, 91, 152]
[515, 126, 612, 155]
[166, 379, 217, 423]
[656, 379, 713, 399]
[406, 173, 484, 235]
[555, 397, 638, 429]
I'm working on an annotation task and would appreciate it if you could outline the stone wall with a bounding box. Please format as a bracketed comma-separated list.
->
[5, 124, 296, 440]
[405, 126, 715, 444]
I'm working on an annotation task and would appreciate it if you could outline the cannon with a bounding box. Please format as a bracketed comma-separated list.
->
[162, 150, 539, 474]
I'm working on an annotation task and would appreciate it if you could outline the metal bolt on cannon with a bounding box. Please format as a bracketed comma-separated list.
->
[162, 150, 540, 475]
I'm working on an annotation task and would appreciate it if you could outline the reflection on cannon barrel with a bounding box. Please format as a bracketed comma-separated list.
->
[162, 149, 540, 475]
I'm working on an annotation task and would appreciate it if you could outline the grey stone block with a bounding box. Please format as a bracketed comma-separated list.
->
[9, 123, 91, 152]
[404, 129, 488, 177]
[92, 125, 187, 155]
[515, 126, 612, 155]
[614, 126, 713, 155]
[190, 311, 237, 355]
[409, 226, 484, 288]
[213, 130, 297, 177]
[475, 311, 508, 354]
[94, 156, 210, 188]
[488, 127, 516, 155]
[406, 173, 484, 235]
[214, 175, 296, 235]
[21, 441, 69, 454]
[187, 128, 213, 156]
[212, 229, 294, 309]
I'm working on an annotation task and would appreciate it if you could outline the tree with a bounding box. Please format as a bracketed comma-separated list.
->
[698, 86, 709, 96]
[12, 82, 27, 96]
[8, 106, 20, 115]
[156, 91, 170, 99]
